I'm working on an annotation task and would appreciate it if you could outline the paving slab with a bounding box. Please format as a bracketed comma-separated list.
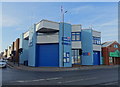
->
[6, 61, 119, 72]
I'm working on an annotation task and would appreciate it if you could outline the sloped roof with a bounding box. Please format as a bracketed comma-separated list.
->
[102, 41, 116, 47]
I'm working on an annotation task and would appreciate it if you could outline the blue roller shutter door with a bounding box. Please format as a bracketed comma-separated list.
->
[36, 44, 59, 67]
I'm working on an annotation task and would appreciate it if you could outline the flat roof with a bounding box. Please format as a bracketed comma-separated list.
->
[36, 19, 59, 25]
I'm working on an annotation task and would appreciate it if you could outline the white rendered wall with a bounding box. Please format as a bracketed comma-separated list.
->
[7, 46, 12, 58]
[37, 32, 59, 44]
[92, 30, 101, 51]
[93, 45, 101, 51]
[72, 41, 82, 49]
[92, 30, 101, 37]
[24, 31, 29, 39]
[72, 25, 82, 32]
[36, 20, 59, 31]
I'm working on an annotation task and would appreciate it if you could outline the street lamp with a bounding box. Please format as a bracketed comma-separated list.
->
[61, 6, 67, 67]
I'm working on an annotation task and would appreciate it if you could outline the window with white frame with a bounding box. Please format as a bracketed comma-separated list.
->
[114, 44, 118, 48]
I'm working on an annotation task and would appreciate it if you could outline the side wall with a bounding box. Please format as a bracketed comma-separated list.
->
[19, 33, 29, 64]
[81, 29, 93, 65]
[14, 38, 19, 62]
[28, 24, 37, 66]
[59, 23, 72, 67]
[102, 47, 109, 65]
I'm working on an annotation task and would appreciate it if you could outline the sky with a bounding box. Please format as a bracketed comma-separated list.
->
[1, 2, 118, 52]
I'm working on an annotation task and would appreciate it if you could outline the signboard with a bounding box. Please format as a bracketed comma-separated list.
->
[62, 37, 71, 45]
[109, 50, 120, 57]
[82, 52, 91, 56]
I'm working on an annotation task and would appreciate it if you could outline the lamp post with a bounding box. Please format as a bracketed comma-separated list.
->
[61, 6, 67, 67]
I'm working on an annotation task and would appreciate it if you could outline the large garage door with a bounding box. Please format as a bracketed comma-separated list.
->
[36, 44, 59, 67]
[93, 51, 100, 65]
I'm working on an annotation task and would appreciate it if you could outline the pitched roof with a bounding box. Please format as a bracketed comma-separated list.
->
[102, 41, 116, 47]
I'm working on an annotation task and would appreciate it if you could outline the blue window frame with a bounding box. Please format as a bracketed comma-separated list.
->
[72, 32, 81, 41]
[93, 37, 101, 45]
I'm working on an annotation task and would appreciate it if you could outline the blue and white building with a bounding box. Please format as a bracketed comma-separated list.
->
[20, 19, 102, 67]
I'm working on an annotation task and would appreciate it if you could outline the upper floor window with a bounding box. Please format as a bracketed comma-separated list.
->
[114, 44, 118, 48]
[72, 32, 81, 41]
[93, 37, 101, 45]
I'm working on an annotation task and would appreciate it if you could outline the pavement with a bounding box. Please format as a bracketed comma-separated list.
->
[6, 61, 119, 72]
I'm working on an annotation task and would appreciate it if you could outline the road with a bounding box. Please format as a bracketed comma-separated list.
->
[2, 66, 120, 86]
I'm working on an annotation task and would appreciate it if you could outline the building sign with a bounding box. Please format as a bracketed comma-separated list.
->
[109, 50, 120, 57]
[82, 52, 91, 56]
[62, 37, 71, 45]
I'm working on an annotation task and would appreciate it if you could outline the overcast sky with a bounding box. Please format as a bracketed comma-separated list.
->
[1, 2, 118, 52]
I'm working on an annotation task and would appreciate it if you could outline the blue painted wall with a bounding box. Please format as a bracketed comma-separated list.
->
[59, 23, 72, 67]
[28, 24, 36, 67]
[19, 33, 28, 64]
[36, 44, 59, 67]
[81, 29, 93, 65]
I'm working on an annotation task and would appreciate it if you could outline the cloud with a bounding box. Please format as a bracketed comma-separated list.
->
[93, 18, 118, 30]
[100, 19, 117, 27]
[70, 5, 93, 14]
[2, 15, 22, 27]
[90, 18, 118, 42]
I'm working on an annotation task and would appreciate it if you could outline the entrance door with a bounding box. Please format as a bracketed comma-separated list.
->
[72, 49, 81, 65]
[93, 51, 100, 65]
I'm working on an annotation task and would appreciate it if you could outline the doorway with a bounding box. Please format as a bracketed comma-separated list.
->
[72, 49, 81, 65]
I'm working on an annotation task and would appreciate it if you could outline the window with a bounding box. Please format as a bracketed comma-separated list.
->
[72, 32, 81, 41]
[114, 44, 118, 48]
[72, 49, 81, 64]
[109, 57, 113, 63]
[93, 37, 101, 45]
[76, 34, 80, 40]
[64, 52, 70, 63]
[72, 34, 75, 41]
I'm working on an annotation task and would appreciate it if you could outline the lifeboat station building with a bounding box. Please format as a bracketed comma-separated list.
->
[20, 19, 102, 67]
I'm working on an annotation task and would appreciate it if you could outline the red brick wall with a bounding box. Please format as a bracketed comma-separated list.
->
[108, 42, 120, 52]
[102, 47, 109, 65]
[14, 38, 20, 62]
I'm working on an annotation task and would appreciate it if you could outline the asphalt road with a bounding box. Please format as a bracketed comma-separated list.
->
[2, 66, 120, 86]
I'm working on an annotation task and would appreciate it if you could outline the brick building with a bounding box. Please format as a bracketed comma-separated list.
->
[13, 38, 20, 62]
[102, 41, 120, 65]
